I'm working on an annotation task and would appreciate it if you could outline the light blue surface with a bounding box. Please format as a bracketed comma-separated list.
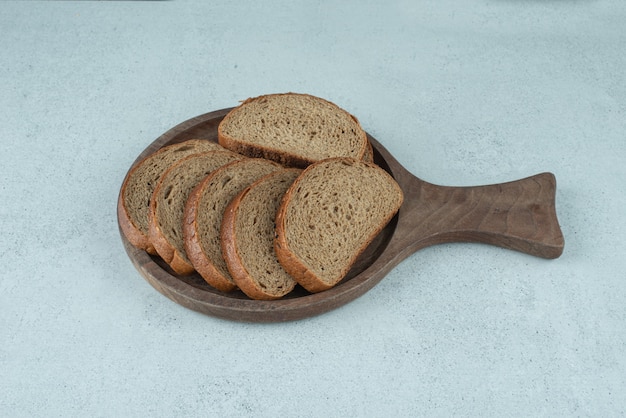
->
[2, 1, 625, 416]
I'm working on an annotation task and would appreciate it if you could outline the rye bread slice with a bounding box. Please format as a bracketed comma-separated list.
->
[274, 158, 404, 293]
[148, 151, 244, 275]
[221, 169, 302, 300]
[218, 93, 368, 168]
[183, 158, 282, 292]
[118, 140, 232, 254]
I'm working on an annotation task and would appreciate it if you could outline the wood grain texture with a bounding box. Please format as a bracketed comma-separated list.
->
[117, 108, 564, 322]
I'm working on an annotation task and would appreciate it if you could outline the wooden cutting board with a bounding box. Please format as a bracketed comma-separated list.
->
[118, 108, 564, 322]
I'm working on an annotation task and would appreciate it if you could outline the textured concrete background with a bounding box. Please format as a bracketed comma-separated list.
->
[1, 1, 625, 416]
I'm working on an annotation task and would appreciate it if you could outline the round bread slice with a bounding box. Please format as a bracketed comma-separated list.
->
[148, 151, 245, 275]
[218, 93, 368, 168]
[221, 168, 302, 300]
[183, 158, 282, 292]
[118, 139, 232, 254]
[274, 158, 404, 293]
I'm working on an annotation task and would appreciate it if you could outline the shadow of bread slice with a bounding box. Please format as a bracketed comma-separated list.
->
[183, 158, 283, 292]
[275, 158, 404, 293]
[218, 93, 368, 168]
[118, 139, 232, 254]
[148, 150, 245, 275]
[221, 168, 302, 300]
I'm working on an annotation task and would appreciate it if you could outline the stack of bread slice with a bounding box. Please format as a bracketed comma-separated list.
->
[118, 140, 232, 255]
[118, 93, 403, 300]
[183, 158, 283, 292]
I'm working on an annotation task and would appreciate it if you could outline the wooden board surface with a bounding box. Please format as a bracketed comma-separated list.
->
[117, 108, 564, 322]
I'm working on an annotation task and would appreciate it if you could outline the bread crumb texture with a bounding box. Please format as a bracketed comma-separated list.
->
[281, 158, 403, 288]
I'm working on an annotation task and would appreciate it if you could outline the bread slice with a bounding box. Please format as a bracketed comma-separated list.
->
[221, 169, 302, 300]
[148, 151, 244, 275]
[183, 158, 282, 291]
[118, 139, 231, 254]
[274, 158, 404, 293]
[218, 93, 368, 168]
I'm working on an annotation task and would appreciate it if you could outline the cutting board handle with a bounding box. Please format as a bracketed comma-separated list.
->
[393, 172, 565, 259]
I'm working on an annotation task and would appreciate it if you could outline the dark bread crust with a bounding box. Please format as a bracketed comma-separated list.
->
[221, 169, 301, 300]
[216, 136, 313, 168]
[363, 140, 374, 164]
[218, 93, 368, 168]
[274, 157, 403, 293]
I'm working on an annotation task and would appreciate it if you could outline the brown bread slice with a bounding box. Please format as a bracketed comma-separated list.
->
[218, 93, 368, 168]
[148, 151, 245, 275]
[183, 158, 282, 291]
[274, 158, 404, 293]
[118, 139, 231, 254]
[221, 169, 302, 300]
